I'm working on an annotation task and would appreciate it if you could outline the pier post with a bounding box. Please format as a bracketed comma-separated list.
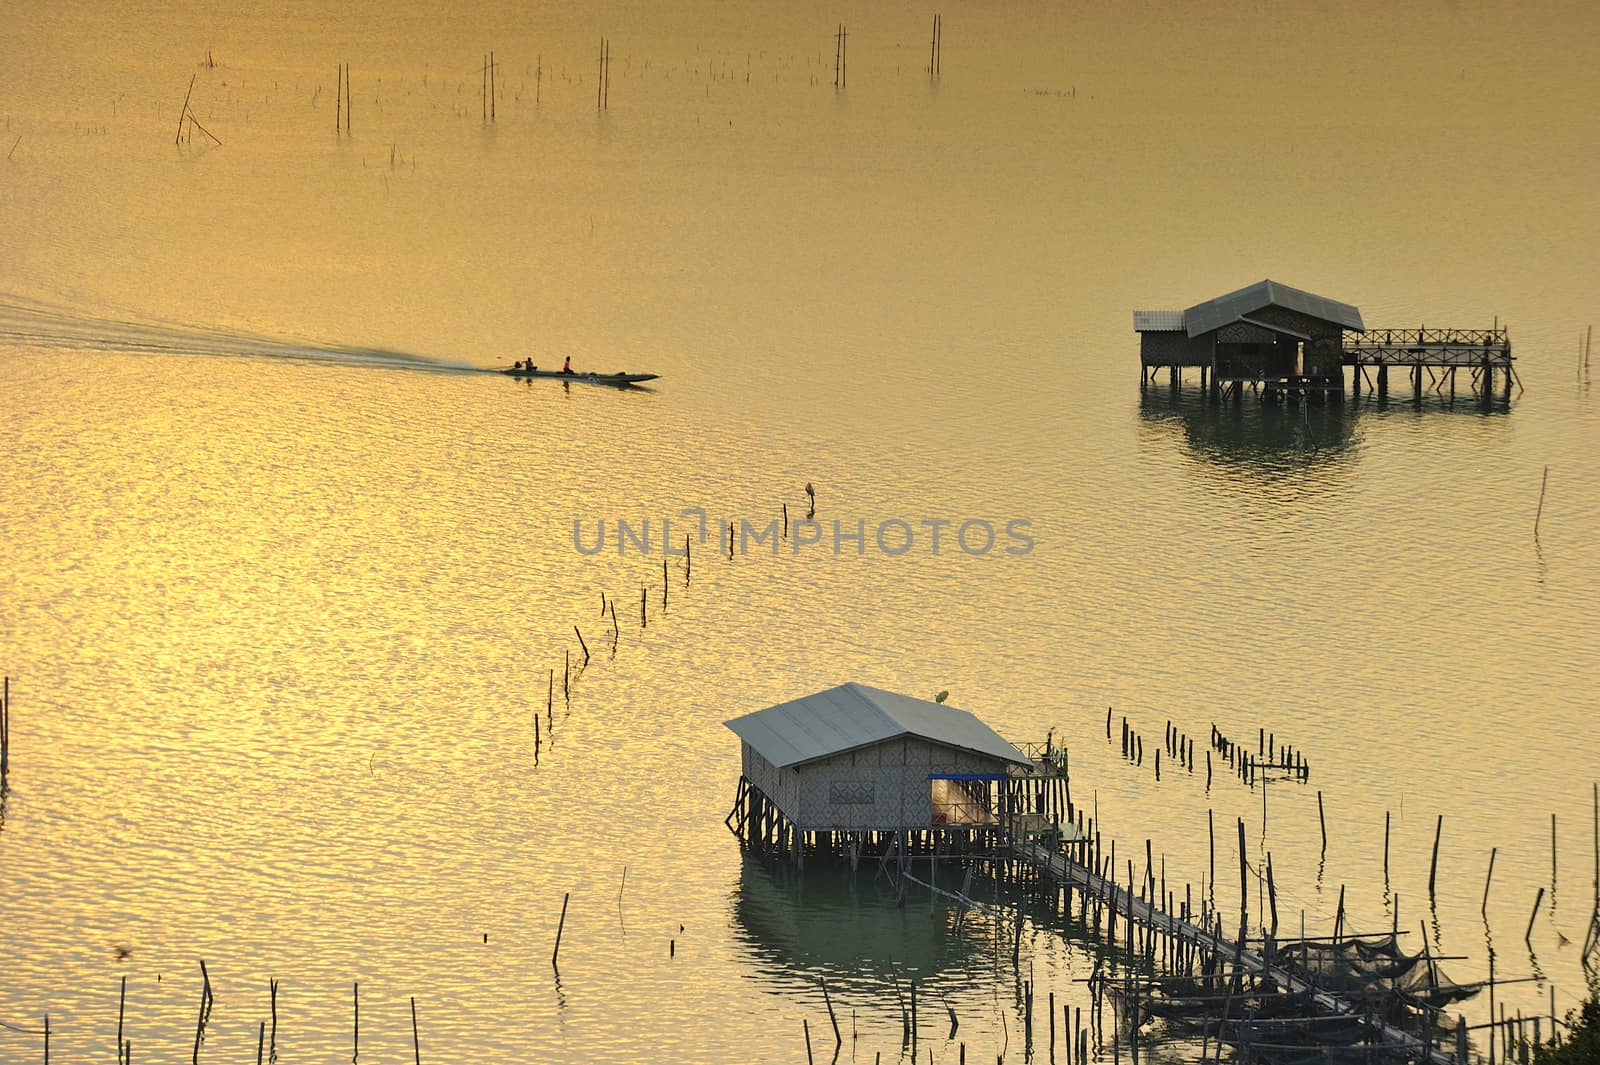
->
[1237, 818, 1248, 930]
[1378, 364, 1388, 397]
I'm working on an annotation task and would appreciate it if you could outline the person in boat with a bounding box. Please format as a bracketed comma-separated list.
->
[561, 356, 573, 375]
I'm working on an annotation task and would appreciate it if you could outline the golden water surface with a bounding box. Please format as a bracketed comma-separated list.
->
[2, 1, 1599, 1061]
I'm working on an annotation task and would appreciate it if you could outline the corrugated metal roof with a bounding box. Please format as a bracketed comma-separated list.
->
[725, 683, 1031, 770]
[1182, 280, 1364, 337]
[1133, 310, 1185, 332]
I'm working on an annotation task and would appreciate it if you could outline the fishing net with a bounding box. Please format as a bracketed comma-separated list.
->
[1105, 934, 1482, 1065]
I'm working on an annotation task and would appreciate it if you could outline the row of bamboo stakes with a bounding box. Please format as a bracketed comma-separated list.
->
[535, 494, 822, 985]
[1107, 708, 1312, 790]
[6, 967, 422, 1065]
[538, 485, 818, 763]
[173, 18, 954, 153]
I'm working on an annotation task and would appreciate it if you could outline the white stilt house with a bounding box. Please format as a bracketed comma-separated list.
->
[724, 683, 1032, 866]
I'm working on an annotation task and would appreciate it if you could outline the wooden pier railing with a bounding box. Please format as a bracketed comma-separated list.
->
[1344, 327, 1512, 368]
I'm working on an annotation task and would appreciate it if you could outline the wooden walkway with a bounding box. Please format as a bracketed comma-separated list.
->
[1342, 328, 1511, 369]
[1343, 327, 1515, 401]
[1014, 839, 1459, 1065]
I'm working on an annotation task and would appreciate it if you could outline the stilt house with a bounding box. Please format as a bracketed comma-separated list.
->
[1135, 279, 1364, 390]
[724, 683, 1031, 862]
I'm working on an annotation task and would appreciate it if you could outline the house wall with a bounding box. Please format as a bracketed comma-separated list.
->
[1212, 320, 1296, 378]
[1300, 334, 1344, 379]
[791, 737, 1009, 831]
[1140, 330, 1213, 367]
[1236, 306, 1348, 378]
[742, 742, 799, 818]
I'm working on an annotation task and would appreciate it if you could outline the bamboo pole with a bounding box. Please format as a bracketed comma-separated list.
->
[1430, 815, 1443, 897]
[552, 892, 570, 967]
[1535, 466, 1549, 537]
[1385, 811, 1391, 877]
[191, 963, 207, 1065]
[177, 74, 195, 144]
[410, 997, 420, 1065]
[185, 115, 222, 145]
[1237, 818, 1247, 928]
[1266, 852, 1278, 934]
[1484, 847, 1498, 915]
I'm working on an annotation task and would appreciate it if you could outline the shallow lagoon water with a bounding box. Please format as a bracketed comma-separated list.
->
[2, 1, 1599, 1061]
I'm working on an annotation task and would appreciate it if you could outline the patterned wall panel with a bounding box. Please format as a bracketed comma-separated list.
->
[1216, 322, 1279, 344]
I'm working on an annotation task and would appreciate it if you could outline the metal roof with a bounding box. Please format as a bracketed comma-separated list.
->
[1182, 280, 1363, 337]
[1133, 310, 1186, 332]
[725, 683, 1031, 770]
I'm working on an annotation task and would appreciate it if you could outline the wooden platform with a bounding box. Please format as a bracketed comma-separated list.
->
[1343, 327, 1517, 401]
[1014, 838, 1460, 1065]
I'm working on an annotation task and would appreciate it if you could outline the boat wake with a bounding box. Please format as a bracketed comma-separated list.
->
[0, 294, 479, 375]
